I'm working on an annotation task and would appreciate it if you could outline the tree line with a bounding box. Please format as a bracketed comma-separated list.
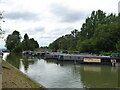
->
[49, 10, 120, 54]
[5, 30, 39, 52]
[0, 12, 5, 38]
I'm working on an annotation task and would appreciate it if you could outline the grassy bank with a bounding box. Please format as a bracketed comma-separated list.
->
[1, 59, 46, 89]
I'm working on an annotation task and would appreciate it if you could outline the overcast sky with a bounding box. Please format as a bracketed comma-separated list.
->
[0, 0, 120, 48]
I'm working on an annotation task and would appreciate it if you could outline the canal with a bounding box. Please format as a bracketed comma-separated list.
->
[3, 53, 119, 88]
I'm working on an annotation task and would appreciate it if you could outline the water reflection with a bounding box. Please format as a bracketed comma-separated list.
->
[6, 53, 38, 71]
[6, 53, 21, 69]
[5, 53, 119, 88]
[79, 65, 118, 88]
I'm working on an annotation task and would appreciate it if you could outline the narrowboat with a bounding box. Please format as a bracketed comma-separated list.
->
[111, 53, 120, 62]
[36, 52, 46, 56]
[82, 53, 120, 66]
[22, 51, 46, 56]
[111, 53, 120, 66]
[30, 51, 46, 56]
[44, 52, 60, 59]
[22, 51, 32, 55]
[58, 54, 98, 62]
[44, 52, 120, 66]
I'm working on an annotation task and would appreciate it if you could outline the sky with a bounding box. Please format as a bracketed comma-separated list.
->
[0, 0, 120, 48]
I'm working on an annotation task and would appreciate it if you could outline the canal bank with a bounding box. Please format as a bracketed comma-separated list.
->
[1, 59, 46, 89]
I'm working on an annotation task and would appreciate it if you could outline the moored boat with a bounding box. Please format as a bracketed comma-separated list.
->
[58, 54, 97, 62]
[82, 53, 120, 66]
[22, 51, 46, 56]
[44, 52, 60, 59]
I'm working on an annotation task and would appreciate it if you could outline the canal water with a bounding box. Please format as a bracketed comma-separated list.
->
[3, 53, 119, 88]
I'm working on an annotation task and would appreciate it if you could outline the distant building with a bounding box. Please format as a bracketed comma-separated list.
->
[118, 1, 120, 14]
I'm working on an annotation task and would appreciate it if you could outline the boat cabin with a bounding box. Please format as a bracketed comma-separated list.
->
[111, 53, 120, 57]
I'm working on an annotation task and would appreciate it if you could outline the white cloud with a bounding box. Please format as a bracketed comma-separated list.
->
[0, 0, 120, 47]
[49, 3, 87, 23]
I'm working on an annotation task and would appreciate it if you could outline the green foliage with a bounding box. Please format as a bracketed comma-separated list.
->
[49, 29, 79, 51]
[116, 40, 120, 53]
[6, 32, 39, 53]
[5, 30, 21, 51]
[92, 22, 120, 52]
[21, 34, 39, 51]
[24, 33, 29, 40]
[30, 38, 39, 48]
[80, 10, 106, 40]
[12, 43, 23, 53]
[76, 39, 94, 53]
[100, 52, 113, 56]
[0, 12, 5, 38]
[49, 10, 120, 54]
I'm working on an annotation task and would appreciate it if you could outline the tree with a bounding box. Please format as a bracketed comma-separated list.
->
[22, 34, 39, 51]
[49, 10, 120, 53]
[76, 39, 94, 53]
[5, 30, 21, 51]
[93, 22, 120, 52]
[30, 38, 39, 48]
[116, 40, 120, 52]
[12, 43, 23, 53]
[80, 10, 106, 40]
[0, 12, 5, 38]
[22, 34, 32, 50]
[24, 33, 29, 40]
